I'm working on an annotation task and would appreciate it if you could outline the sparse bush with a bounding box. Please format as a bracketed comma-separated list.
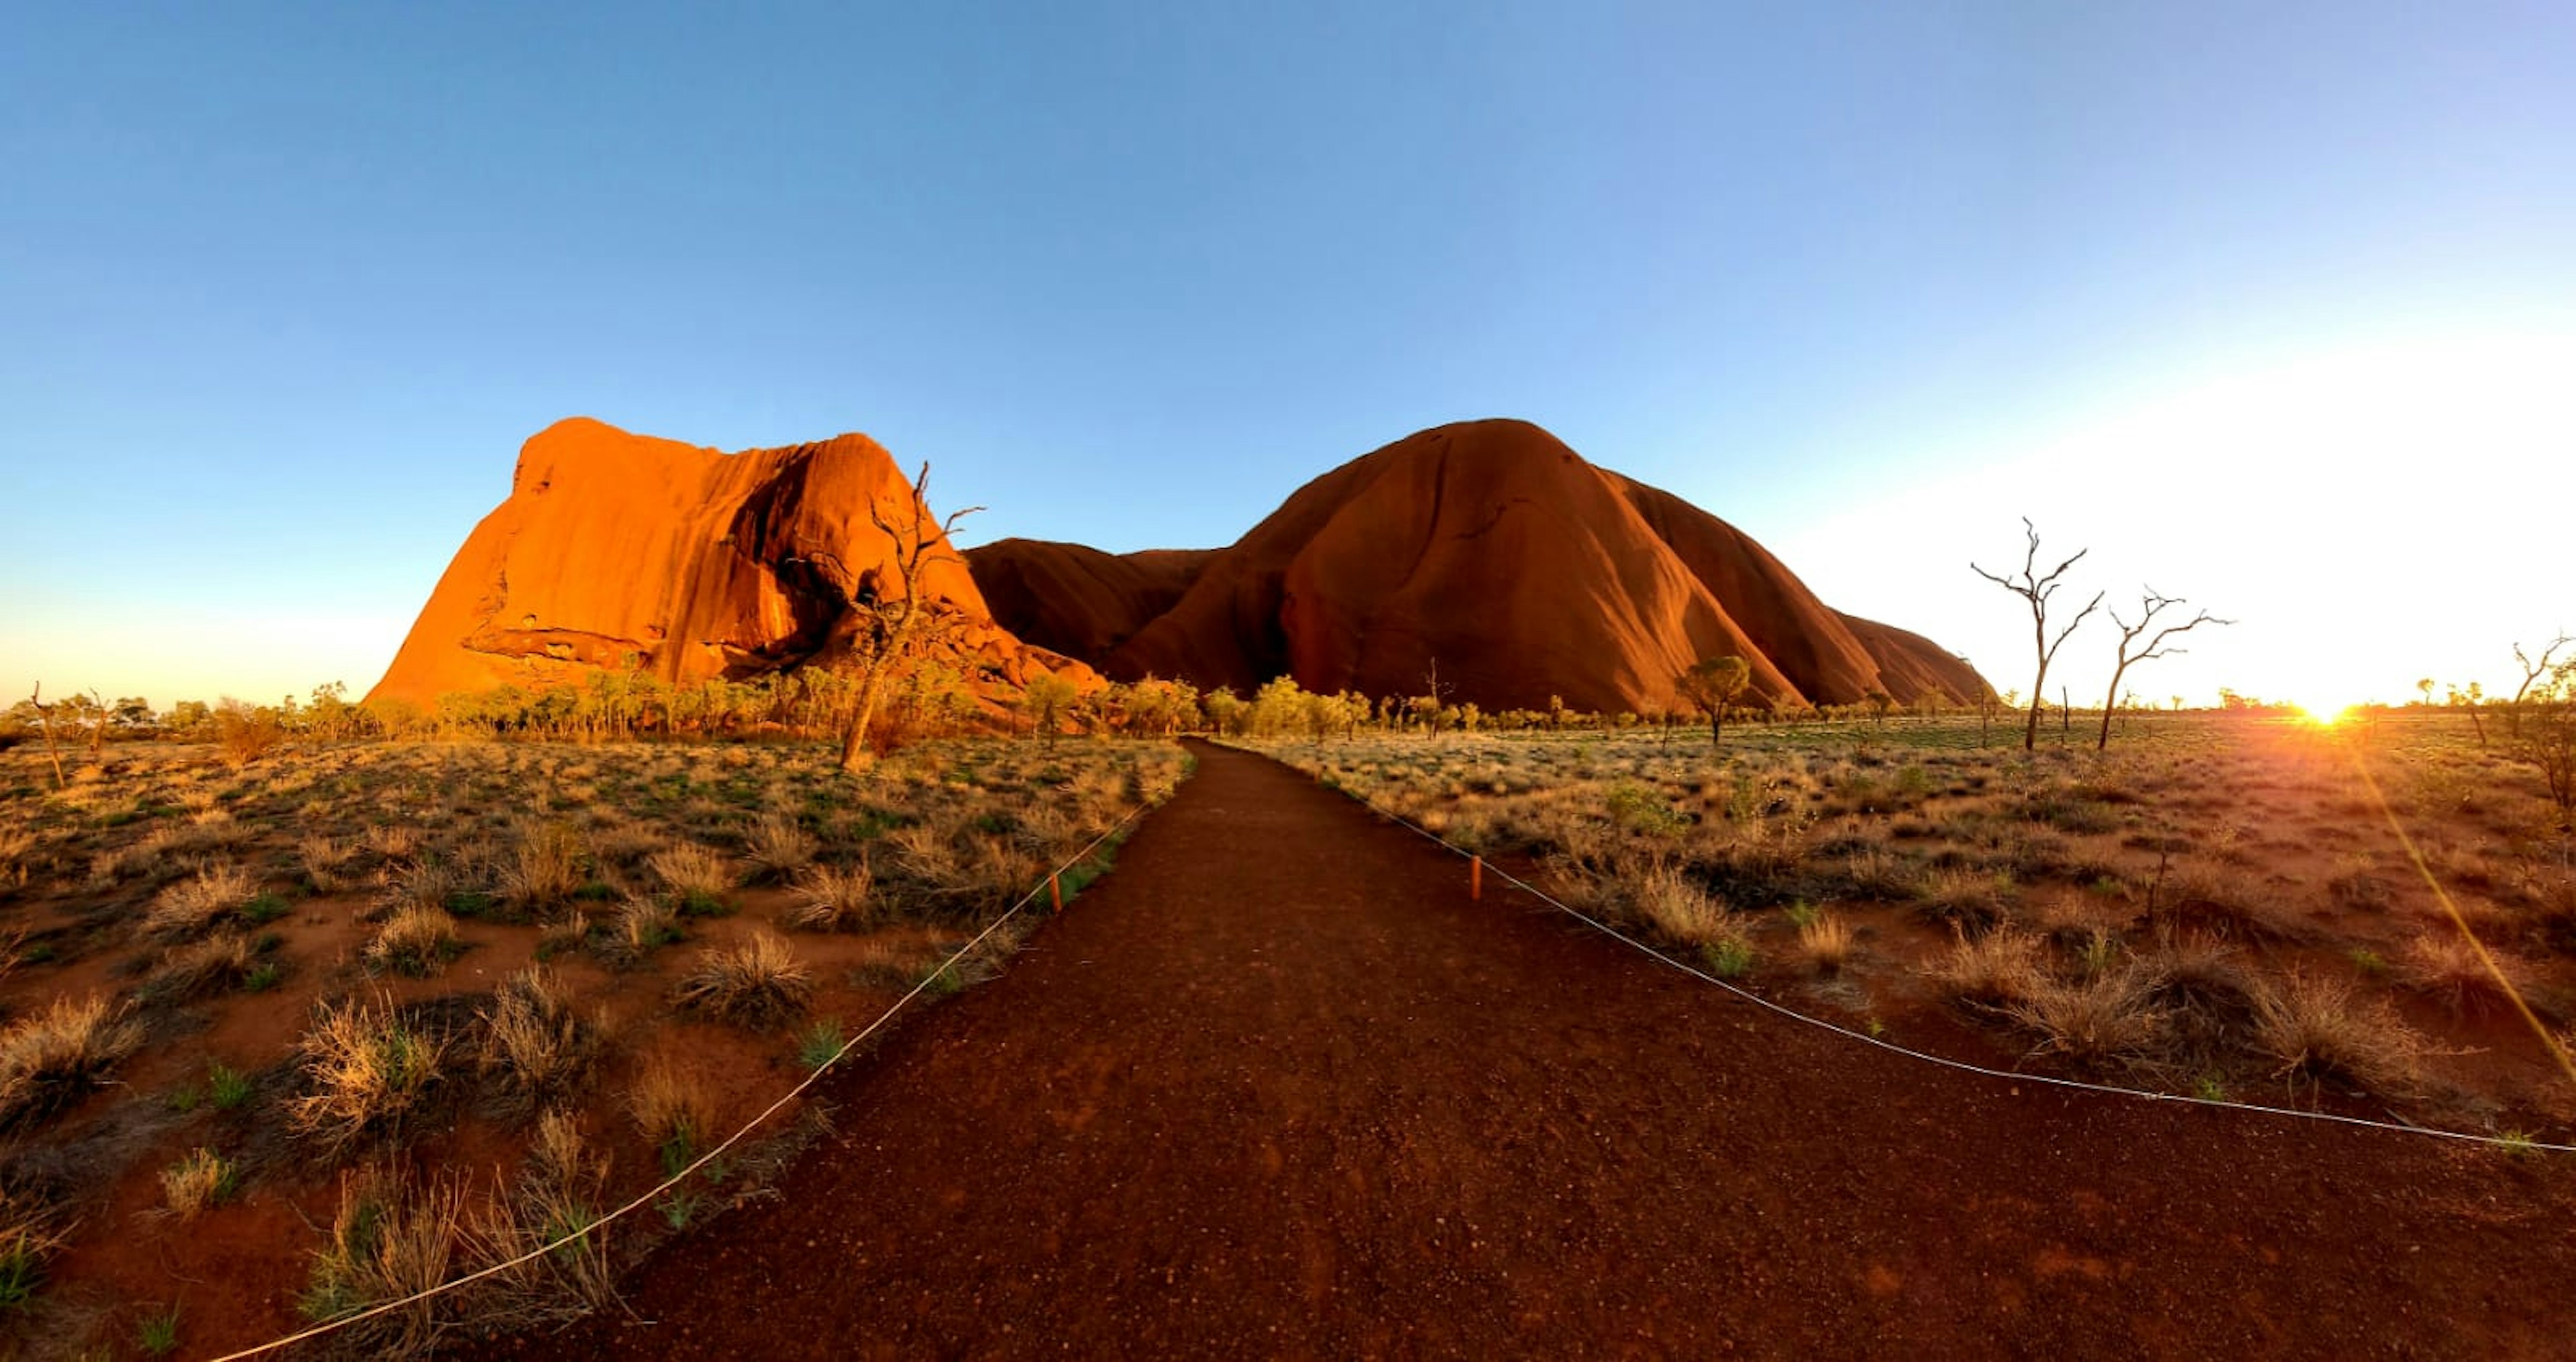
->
[2007, 965, 2171, 1074]
[146, 931, 260, 1000]
[214, 701, 289, 768]
[784, 861, 875, 932]
[1924, 926, 2047, 1008]
[649, 842, 733, 916]
[0, 1186, 65, 1313]
[741, 814, 818, 884]
[159, 1147, 239, 1218]
[476, 967, 601, 1117]
[289, 998, 445, 1152]
[297, 1166, 469, 1355]
[595, 896, 682, 969]
[2398, 930, 2540, 1020]
[146, 863, 259, 939]
[366, 906, 462, 976]
[498, 821, 585, 912]
[1797, 910, 1857, 974]
[0, 994, 145, 1131]
[1627, 862, 1733, 946]
[300, 835, 357, 894]
[674, 931, 812, 1029]
[2253, 972, 2426, 1096]
[627, 1056, 719, 1176]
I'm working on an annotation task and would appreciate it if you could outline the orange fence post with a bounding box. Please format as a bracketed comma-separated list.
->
[1471, 856, 1483, 902]
[1050, 872, 1063, 911]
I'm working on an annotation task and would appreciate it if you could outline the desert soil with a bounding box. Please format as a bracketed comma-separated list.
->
[491, 740, 2575, 1361]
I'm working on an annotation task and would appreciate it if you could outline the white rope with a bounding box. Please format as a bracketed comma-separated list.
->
[210, 808, 1146, 1362]
[1245, 742, 2576, 1156]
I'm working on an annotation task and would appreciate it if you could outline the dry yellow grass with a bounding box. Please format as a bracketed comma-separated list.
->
[0, 994, 145, 1131]
[674, 931, 813, 1029]
[288, 997, 446, 1153]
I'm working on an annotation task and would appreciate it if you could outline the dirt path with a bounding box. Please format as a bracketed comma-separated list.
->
[496, 741, 2574, 1361]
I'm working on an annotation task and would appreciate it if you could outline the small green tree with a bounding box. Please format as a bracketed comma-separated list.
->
[1022, 672, 1078, 746]
[1675, 656, 1752, 748]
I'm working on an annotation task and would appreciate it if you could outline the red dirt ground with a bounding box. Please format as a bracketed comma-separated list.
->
[484, 741, 2576, 1361]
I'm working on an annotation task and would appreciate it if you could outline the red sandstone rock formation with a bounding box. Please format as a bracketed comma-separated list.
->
[367, 418, 1087, 709]
[965, 419, 1987, 714]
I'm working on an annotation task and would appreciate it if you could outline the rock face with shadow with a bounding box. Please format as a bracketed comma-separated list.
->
[967, 418, 1988, 714]
[369, 417, 1088, 709]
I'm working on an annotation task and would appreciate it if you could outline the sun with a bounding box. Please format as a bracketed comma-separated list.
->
[2296, 700, 2365, 727]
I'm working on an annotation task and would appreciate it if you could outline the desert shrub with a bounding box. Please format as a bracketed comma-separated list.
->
[1913, 867, 2012, 935]
[594, 896, 682, 969]
[1796, 910, 1857, 974]
[2008, 965, 2172, 1075]
[364, 823, 424, 862]
[366, 906, 462, 976]
[784, 861, 875, 933]
[740, 814, 818, 884]
[146, 931, 261, 1001]
[1923, 926, 2047, 1008]
[0, 994, 145, 1131]
[160, 1147, 239, 1219]
[297, 1166, 470, 1355]
[2145, 933, 2266, 1064]
[2253, 972, 2426, 1096]
[290, 998, 446, 1152]
[381, 860, 460, 919]
[482, 1110, 617, 1323]
[213, 701, 289, 768]
[300, 835, 358, 894]
[674, 931, 812, 1029]
[0, 1185, 66, 1313]
[1627, 862, 1735, 947]
[649, 843, 733, 916]
[627, 1055, 720, 1175]
[2397, 930, 2542, 1020]
[145, 862, 260, 939]
[498, 821, 586, 912]
[476, 967, 602, 1117]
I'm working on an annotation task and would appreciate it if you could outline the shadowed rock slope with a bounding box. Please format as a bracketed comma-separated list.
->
[967, 419, 1986, 714]
[369, 418, 1086, 709]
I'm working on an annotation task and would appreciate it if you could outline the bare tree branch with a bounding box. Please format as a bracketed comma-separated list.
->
[1972, 517, 2100, 751]
[2098, 588, 2233, 749]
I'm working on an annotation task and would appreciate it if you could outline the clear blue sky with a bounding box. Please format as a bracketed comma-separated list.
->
[5, 2, 2571, 712]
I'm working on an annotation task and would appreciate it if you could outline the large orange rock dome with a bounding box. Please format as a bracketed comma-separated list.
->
[367, 418, 1087, 709]
[965, 419, 1988, 714]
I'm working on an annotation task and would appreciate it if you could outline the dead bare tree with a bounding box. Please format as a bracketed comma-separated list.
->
[824, 462, 983, 775]
[2097, 590, 2232, 749]
[1973, 519, 2102, 752]
[2507, 633, 2572, 739]
[24, 684, 66, 790]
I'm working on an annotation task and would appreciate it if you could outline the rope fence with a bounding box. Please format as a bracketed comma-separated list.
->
[209, 806, 1146, 1362]
[1245, 741, 2576, 1157]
